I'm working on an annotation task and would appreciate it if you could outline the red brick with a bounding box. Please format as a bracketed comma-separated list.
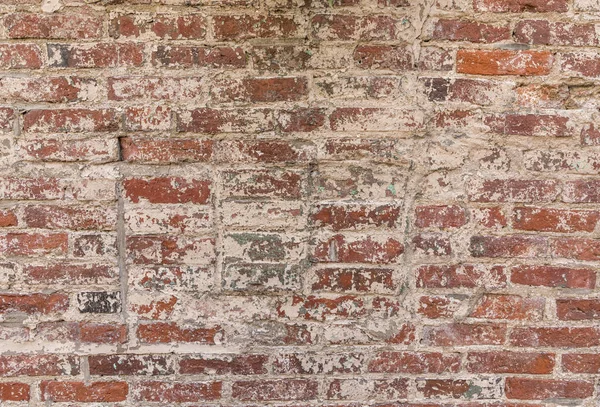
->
[511, 265, 596, 288]
[232, 380, 318, 401]
[515, 20, 598, 46]
[457, 50, 553, 76]
[470, 294, 544, 320]
[514, 207, 600, 232]
[23, 205, 115, 231]
[313, 234, 404, 264]
[505, 378, 593, 400]
[468, 179, 559, 202]
[121, 138, 213, 163]
[23, 109, 118, 133]
[0, 178, 63, 200]
[177, 108, 275, 134]
[0, 209, 17, 227]
[213, 15, 301, 40]
[560, 52, 600, 78]
[485, 113, 570, 137]
[0, 44, 42, 69]
[423, 323, 507, 346]
[474, 0, 568, 12]
[276, 295, 366, 321]
[212, 77, 308, 102]
[109, 77, 203, 101]
[0, 293, 68, 315]
[557, 299, 600, 320]
[581, 123, 600, 145]
[312, 204, 400, 230]
[551, 237, 600, 260]
[278, 108, 327, 132]
[134, 381, 220, 402]
[90, 355, 172, 376]
[417, 264, 506, 288]
[417, 379, 500, 399]
[126, 235, 214, 265]
[354, 45, 413, 70]
[4, 13, 102, 39]
[418, 295, 464, 318]
[1, 232, 68, 256]
[0, 355, 79, 376]
[415, 205, 467, 228]
[222, 169, 303, 199]
[311, 268, 395, 292]
[36, 322, 126, 344]
[312, 14, 398, 41]
[369, 352, 461, 373]
[272, 353, 364, 374]
[0, 76, 97, 103]
[24, 263, 117, 285]
[218, 140, 315, 163]
[510, 327, 600, 347]
[152, 45, 246, 68]
[41, 381, 128, 402]
[432, 19, 509, 43]
[110, 14, 205, 39]
[180, 355, 267, 375]
[422, 78, 495, 105]
[562, 353, 600, 373]
[47, 43, 144, 68]
[0, 383, 29, 401]
[137, 322, 223, 344]
[563, 179, 600, 202]
[413, 234, 452, 256]
[418, 47, 453, 71]
[18, 138, 117, 162]
[124, 106, 172, 132]
[123, 177, 210, 204]
[466, 352, 554, 374]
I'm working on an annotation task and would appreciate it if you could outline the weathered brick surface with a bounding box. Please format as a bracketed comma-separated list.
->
[1, 0, 599, 405]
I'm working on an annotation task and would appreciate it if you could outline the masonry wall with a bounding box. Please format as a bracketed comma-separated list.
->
[0, 0, 599, 404]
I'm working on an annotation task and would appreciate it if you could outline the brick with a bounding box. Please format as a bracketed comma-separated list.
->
[422, 78, 495, 105]
[0, 76, 98, 103]
[563, 179, 600, 202]
[0, 44, 42, 69]
[127, 235, 215, 265]
[23, 263, 117, 285]
[47, 43, 144, 68]
[551, 237, 600, 260]
[126, 207, 212, 235]
[470, 294, 544, 320]
[0, 355, 79, 376]
[0, 294, 69, 314]
[513, 207, 600, 232]
[124, 177, 211, 204]
[417, 264, 507, 288]
[110, 14, 205, 39]
[510, 327, 600, 347]
[330, 108, 423, 131]
[23, 205, 116, 231]
[524, 150, 600, 173]
[474, 0, 568, 12]
[557, 299, 600, 320]
[77, 291, 121, 314]
[326, 378, 408, 400]
[211, 77, 308, 102]
[581, 123, 600, 145]
[180, 354, 267, 375]
[369, 352, 461, 373]
[272, 353, 364, 374]
[4, 13, 102, 39]
[40, 381, 128, 402]
[35, 322, 126, 344]
[562, 353, 600, 373]
[457, 50, 553, 76]
[217, 140, 315, 163]
[511, 265, 596, 288]
[121, 138, 212, 163]
[505, 378, 593, 400]
[415, 205, 467, 228]
[177, 108, 275, 134]
[232, 380, 318, 401]
[213, 15, 301, 40]
[152, 45, 246, 68]
[313, 234, 404, 264]
[413, 234, 452, 256]
[312, 14, 398, 41]
[137, 322, 223, 344]
[0, 232, 68, 256]
[109, 77, 203, 101]
[134, 381, 220, 402]
[417, 378, 502, 399]
[277, 295, 366, 321]
[466, 352, 554, 374]
[277, 108, 327, 132]
[73, 233, 117, 258]
[221, 169, 303, 199]
[18, 138, 118, 162]
[90, 355, 173, 376]
[431, 19, 510, 43]
[311, 268, 395, 293]
[423, 323, 507, 346]
[560, 52, 600, 78]
[0, 383, 29, 401]
[312, 204, 400, 230]
[0, 209, 17, 227]
[23, 109, 118, 133]
[354, 45, 413, 70]
[468, 179, 560, 202]
[515, 20, 598, 46]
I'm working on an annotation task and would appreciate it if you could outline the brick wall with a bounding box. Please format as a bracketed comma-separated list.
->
[0, 0, 599, 404]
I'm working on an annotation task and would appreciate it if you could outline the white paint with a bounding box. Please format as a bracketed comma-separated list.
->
[41, 0, 62, 13]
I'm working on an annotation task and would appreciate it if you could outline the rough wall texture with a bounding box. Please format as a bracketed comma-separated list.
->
[1, 0, 600, 405]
